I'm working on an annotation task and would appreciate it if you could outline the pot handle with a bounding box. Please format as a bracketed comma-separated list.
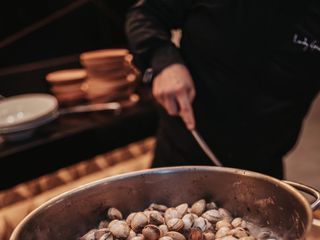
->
[283, 180, 320, 211]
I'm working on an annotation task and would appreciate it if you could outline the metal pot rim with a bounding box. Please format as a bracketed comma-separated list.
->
[10, 166, 314, 239]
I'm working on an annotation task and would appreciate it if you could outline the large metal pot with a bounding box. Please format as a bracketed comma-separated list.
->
[10, 166, 320, 240]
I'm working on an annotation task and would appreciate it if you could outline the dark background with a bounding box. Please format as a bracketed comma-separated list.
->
[0, 0, 137, 96]
[0, 0, 137, 67]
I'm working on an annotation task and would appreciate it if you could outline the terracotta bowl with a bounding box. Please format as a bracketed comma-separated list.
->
[46, 69, 87, 85]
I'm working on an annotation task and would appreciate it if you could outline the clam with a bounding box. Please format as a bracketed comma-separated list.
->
[239, 237, 256, 240]
[108, 207, 123, 220]
[131, 236, 145, 240]
[109, 220, 130, 239]
[159, 224, 169, 236]
[165, 208, 180, 223]
[99, 233, 114, 240]
[109, 220, 120, 228]
[182, 213, 197, 231]
[203, 231, 215, 240]
[143, 210, 153, 219]
[215, 226, 231, 238]
[215, 220, 232, 230]
[94, 228, 110, 239]
[126, 212, 137, 225]
[149, 211, 165, 225]
[142, 224, 161, 240]
[202, 210, 221, 223]
[192, 217, 211, 232]
[166, 231, 186, 240]
[80, 202, 275, 240]
[166, 218, 184, 232]
[191, 199, 206, 216]
[131, 212, 149, 232]
[231, 227, 249, 238]
[218, 208, 232, 221]
[98, 220, 109, 229]
[230, 218, 242, 228]
[205, 202, 217, 210]
[80, 229, 97, 240]
[127, 230, 137, 240]
[159, 237, 174, 240]
[216, 236, 237, 240]
[240, 220, 247, 229]
[149, 203, 168, 212]
[188, 227, 203, 240]
[176, 203, 189, 217]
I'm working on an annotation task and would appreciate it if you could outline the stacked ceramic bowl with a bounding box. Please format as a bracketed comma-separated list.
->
[80, 49, 139, 104]
[0, 94, 58, 141]
[46, 69, 87, 106]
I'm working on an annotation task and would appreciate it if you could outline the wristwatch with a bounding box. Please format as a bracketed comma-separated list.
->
[142, 68, 154, 84]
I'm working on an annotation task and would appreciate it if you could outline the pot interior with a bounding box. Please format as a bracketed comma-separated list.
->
[11, 166, 312, 240]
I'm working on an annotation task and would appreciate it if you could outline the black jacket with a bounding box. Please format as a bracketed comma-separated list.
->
[126, 0, 320, 171]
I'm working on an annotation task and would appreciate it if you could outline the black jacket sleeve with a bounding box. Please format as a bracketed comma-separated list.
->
[126, 0, 192, 76]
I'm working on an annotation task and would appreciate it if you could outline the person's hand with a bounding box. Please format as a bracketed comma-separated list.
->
[152, 64, 196, 130]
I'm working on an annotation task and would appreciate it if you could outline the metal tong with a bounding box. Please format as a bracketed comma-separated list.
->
[190, 129, 223, 167]
[59, 102, 121, 115]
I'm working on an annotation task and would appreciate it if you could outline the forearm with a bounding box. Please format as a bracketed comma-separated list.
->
[126, 0, 191, 75]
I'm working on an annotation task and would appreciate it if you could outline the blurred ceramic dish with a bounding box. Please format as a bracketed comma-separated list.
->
[0, 92, 137, 142]
[88, 74, 136, 90]
[86, 88, 134, 103]
[54, 91, 86, 102]
[0, 94, 58, 129]
[0, 94, 59, 141]
[119, 94, 140, 108]
[0, 111, 59, 141]
[86, 75, 137, 100]
[88, 93, 140, 106]
[46, 69, 87, 85]
[0, 110, 59, 134]
[87, 67, 132, 80]
[50, 82, 84, 94]
[46, 69, 88, 106]
[84, 59, 130, 71]
[80, 49, 129, 65]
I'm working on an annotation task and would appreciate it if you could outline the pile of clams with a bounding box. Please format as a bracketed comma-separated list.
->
[80, 199, 277, 240]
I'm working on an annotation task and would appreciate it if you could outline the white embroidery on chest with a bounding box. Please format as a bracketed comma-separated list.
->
[293, 34, 320, 53]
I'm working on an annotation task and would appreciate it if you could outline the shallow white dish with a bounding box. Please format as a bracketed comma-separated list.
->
[0, 93, 135, 142]
[0, 94, 58, 129]
[0, 111, 59, 142]
[0, 110, 59, 135]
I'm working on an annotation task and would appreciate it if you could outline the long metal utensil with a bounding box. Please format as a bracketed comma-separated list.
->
[59, 102, 121, 115]
[191, 129, 223, 167]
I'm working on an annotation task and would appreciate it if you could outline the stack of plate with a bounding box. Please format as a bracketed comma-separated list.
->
[80, 49, 139, 104]
[46, 69, 87, 106]
[0, 94, 58, 141]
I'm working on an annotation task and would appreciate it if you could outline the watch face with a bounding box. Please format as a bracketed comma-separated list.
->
[143, 68, 154, 84]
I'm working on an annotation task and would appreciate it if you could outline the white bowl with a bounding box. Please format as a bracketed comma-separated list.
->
[0, 94, 58, 130]
[0, 110, 59, 135]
